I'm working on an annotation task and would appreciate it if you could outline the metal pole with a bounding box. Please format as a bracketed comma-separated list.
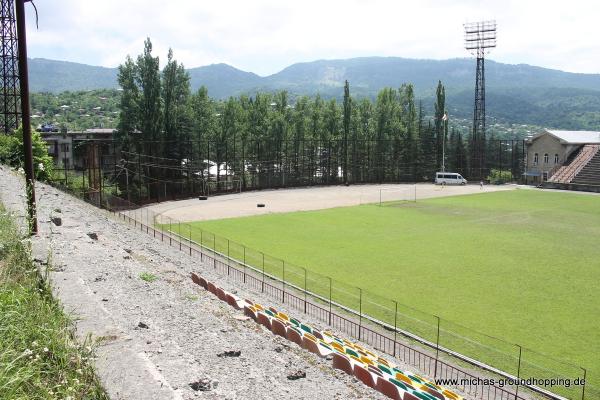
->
[243, 246, 246, 283]
[282, 261, 285, 303]
[261, 253, 265, 293]
[581, 367, 587, 400]
[434, 315, 440, 378]
[169, 217, 172, 245]
[328, 277, 332, 326]
[15, 0, 36, 234]
[304, 268, 307, 314]
[393, 301, 398, 357]
[227, 239, 230, 275]
[515, 345, 522, 400]
[358, 288, 362, 340]
[178, 221, 181, 250]
[188, 224, 192, 256]
[213, 235, 216, 268]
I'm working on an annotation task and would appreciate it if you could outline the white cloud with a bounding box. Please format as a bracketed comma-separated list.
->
[22, 0, 600, 75]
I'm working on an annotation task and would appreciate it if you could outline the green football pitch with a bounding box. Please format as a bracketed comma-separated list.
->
[174, 189, 599, 395]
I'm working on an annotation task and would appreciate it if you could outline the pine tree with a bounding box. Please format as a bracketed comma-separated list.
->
[343, 80, 351, 184]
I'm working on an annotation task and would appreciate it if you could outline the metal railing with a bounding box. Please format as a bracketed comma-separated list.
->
[112, 206, 593, 400]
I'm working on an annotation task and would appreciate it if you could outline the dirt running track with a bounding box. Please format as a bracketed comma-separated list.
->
[147, 183, 516, 223]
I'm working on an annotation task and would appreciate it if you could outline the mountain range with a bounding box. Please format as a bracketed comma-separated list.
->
[28, 57, 600, 129]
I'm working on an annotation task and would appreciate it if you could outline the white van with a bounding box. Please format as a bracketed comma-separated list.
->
[435, 172, 467, 185]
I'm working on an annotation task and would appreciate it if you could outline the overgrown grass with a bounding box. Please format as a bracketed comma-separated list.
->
[0, 205, 108, 400]
[176, 189, 599, 398]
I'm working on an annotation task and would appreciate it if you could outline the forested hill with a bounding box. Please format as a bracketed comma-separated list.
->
[29, 57, 600, 129]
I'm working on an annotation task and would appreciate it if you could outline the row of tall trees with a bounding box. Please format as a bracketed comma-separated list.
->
[116, 38, 486, 197]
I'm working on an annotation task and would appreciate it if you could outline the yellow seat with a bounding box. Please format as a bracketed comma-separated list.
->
[253, 303, 264, 311]
[377, 358, 390, 367]
[331, 342, 344, 353]
[277, 312, 290, 321]
[395, 372, 413, 385]
[360, 356, 375, 366]
[443, 390, 461, 400]
[350, 355, 364, 365]
[304, 333, 317, 342]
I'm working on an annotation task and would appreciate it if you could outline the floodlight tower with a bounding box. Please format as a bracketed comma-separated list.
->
[1, 0, 20, 134]
[464, 20, 496, 178]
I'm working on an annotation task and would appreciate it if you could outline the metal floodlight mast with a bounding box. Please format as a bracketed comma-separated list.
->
[1, 0, 20, 134]
[464, 20, 496, 178]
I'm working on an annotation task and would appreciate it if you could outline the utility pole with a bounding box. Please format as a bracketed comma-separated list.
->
[15, 0, 37, 234]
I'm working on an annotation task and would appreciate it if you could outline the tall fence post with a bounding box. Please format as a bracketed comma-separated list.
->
[282, 261, 285, 303]
[178, 221, 182, 251]
[227, 239, 230, 275]
[169, 217, 172, 246]
[393, 301, 398, 358]
[581, 367, 587, 400]
[515, 345, 522, 400]
[243, 246, 246, 283]
[188, 224, 192, 256]
[213, 235, 216, 268]
[434, 315, 440, 378]
[358, 288, 362, 340]
[261, 253, 265, 293]
[304, 267, 307, 314]
[328, 277, 332, 326]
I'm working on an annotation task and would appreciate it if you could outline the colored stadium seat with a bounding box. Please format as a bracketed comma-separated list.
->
[376, 377, 402, 400]
[243, 305, 257, 321]
[378, 364, 393, 376]
[257, 312, 271, 330]
[207, 282, 217, 295]
[277, 312, 290, 322]
[286, 327, 304, 347]
[225, 293, 242, 309]
[215, 287, 227, 301]
[345, 348, 360, 358]
[353, 364, 376, 388]
[332, 353, 353, 375]
[422, 387, 445, 400]
[271, 318, 287, 338]
[190, 273, 201, 286]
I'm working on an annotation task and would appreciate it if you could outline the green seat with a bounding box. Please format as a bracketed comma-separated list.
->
[412, 390, 437, 400]
[290, 318, 300, 326]
[345, 348, 359, 358]
[390, 378, 408, 391]
[300, 323, 312, 333]
[264, 309, 275, 317]
[378, 364, 392, 375]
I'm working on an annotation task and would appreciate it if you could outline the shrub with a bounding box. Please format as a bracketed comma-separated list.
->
[487, 169, 513, 184]
[0, 127, 53, 181]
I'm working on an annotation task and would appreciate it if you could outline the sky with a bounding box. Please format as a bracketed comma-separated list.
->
[23, 0, 600, 76]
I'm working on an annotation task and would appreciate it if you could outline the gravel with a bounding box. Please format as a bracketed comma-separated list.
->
[0, 166, 389, 400]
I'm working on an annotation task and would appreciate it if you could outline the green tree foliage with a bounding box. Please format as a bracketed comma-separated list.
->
[0, 127, 53, 181]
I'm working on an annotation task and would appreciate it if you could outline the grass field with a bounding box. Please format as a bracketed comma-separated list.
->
[176, 189, 599, 396]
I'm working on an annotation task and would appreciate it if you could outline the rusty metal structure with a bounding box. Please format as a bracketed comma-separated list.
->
[1, 0, 20, 134]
